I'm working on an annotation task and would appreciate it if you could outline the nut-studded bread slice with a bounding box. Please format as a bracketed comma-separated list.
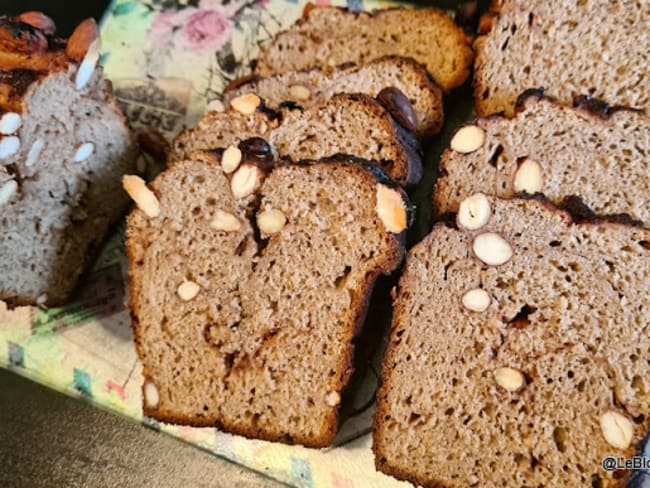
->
[224, 56, 444, 139]
[474, 0, 650, 117]
[172, 93, 422, 185]
[255, 5, 473, 93]
[375, 195, 650, 487]
[126, 152, 407, 447]
[0, 14, 137, 306]
[435, 91, 650, 225]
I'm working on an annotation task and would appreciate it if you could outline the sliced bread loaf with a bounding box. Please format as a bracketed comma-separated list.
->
[474, 0, 650, 116]
[172, 93, 423, 185]
[126, 152, 408, 447]
[0, 15, 137, 306]
[435, 91, 650, 225]
[254, 6, 473, 93]
[375, 194, 650, 487]
[224, 56, 444, 139]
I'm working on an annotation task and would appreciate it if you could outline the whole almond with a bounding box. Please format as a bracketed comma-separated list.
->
[376, 184, 407, 233]
[122, 175, 160, 218]
[0, 179, 18, 208]
[494, 367, 525, 392]
[177, 281, 201, 301]
[461, 288, 491, 312]
[143, 380, 160, 409]
[66, 18, 100, 62]
[600, 411, 634, 449]
[458, 193, 491, 230]
[230, 93, 261, 116]
[450, 125, 485, 154]
[289, 84, 311, 101]
[257, 208, 287, 234]
[18, 12, 56, 35]
[473, 232, 513, 266]
[513, 158, 543, 194]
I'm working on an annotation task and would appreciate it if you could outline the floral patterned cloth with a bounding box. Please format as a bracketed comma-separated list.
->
[0, 0, 427, 486]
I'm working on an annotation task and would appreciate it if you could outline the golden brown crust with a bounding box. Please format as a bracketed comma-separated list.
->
[257, 5, 473, 92]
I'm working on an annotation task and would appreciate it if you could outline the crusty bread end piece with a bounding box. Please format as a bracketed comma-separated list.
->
[255, 6, 474, 93]
[375, 195, 650, 487]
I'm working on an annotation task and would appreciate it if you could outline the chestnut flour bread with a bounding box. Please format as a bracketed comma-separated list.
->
[435, 91, 650, 225]
[172, 93, 422, 185]
[374, 195, 650, 487]
[474, 0, 650, 116]
[0, 14, 137, 306]
[224, 56, 444, 139]
[126, 152, 407, 446]
[255, 5, 473, 93]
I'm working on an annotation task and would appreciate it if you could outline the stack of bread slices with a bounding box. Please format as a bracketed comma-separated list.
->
[375, 1, 650, 487]
[124, 4, 474, 447]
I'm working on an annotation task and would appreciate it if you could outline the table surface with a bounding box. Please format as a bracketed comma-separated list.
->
[0, 1, 279, 486]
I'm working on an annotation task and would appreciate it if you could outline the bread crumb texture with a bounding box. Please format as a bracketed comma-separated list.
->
[375, 196, 650, 487]
[127, 155, 403, 447]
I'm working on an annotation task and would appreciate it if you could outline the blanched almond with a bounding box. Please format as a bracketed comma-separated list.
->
[325, 391, 341, 407]
[376, 184, 407, 233]
[513, 158, 543, 194]
[289, 84, 311, 101]
[122, 175, 160, 218]
[473, 232, 513, 266]
[0, 179, 18, 207]
[0, 136, 20, 160]
[230, 164, 263, 199]
[75, 37, 101, 91]
[450, 125, 485, 154]
[73, 142, 94, 163]
[458, 193, 491, 230]
[210, 209, 241, 232]
[143, 380, 160, 409]
[600, 411, 634, 449]
[0, 112, 21, 135]
[230, 93, 260, 115]
[461, 288, 491, 312]
[494, 367, 525, 392]
[257, 208, 286, 234]
[221, 145, 242, 174]
[177, 281, 200, 301]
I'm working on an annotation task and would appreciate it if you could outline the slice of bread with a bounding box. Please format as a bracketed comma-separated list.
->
[126, 152, 407, 447]
[435, 91, 650, 225]
[255, 5, 473, 93]
[0, 15, 137, 306]
[474, 0, 650, 117]
[224, 56, 444, 139]
[374, 195, 650, 487]
[172, 93, 423, 185]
